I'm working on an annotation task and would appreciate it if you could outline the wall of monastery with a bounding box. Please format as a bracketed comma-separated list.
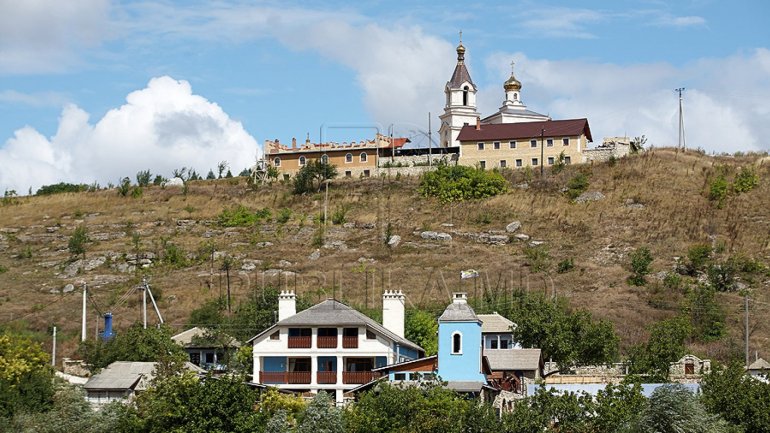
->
[459, 135, 586, 169]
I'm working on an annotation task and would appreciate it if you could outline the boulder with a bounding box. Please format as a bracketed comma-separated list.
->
[164, 177, 184, 187]
[420, 231, 452, 242]
[387, 235, 401, 248]
[574, 191, 605, 203]
[308, 249, 321, 260]
[62, 284, 75, 293]
[277, 260, 293, 268]
[529, 240, 546, 247]
[505, 221, 522, 233]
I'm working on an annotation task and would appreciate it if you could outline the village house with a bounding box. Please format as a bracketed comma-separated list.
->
[171, 326, 241, 372]
[248, 290, 423, 404]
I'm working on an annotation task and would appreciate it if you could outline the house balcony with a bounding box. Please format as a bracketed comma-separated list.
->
[260, 371, 311, 384]
[317, 371, 337, 384]
[317, 336, 338, 349]
[343, 371, 378, 384]
[342, 336, 359, 349]
[288, 336, 312, 349]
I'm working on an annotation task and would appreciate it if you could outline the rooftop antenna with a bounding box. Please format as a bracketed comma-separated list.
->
[675, 88, 686, 150]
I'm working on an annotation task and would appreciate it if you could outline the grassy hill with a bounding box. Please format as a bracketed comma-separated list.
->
[1, 148, 769, 363]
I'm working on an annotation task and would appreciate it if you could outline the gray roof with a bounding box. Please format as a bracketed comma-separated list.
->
[448, 62, 476, 90]
[439, 301, 480, 323]
[478, 314, 515, 333]
[484, 349, 542, 371]
[84, 361, 204, 391]
[748, 358, 770, 370]
[445, 381, 485, 393]
[171, 327, 241, 348]
[247, 299, 423, 352]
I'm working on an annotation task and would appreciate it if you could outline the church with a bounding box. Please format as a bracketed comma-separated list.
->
[438, 39, 593, 170]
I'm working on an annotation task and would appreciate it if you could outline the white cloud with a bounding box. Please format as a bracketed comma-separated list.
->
[0, 77, 258, 193]
[480, 49, 770, 154]
[0, 0, 111, 73]
[514, 7, 606, 39]
[0, 90, 69, 107]
[652, 14, 707, 28]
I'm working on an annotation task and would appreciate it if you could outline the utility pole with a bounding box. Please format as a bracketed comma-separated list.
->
[51, 326, 57, 367]
[675, 88, 686, 150]
[540, 128, 545, 176]
[142, 278, 148, 329]
[428, 112, 432, 167]
[81, 282, 87, 342]
[745, 294, 750, 367]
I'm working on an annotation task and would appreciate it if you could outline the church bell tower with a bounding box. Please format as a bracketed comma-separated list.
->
[438, 34, 480, 148]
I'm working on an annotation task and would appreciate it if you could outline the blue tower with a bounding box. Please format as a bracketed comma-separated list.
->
[101, 312, 115, 341]
[437, 293, 486, 383]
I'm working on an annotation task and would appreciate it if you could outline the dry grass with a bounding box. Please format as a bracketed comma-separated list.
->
[1, 149, 769, 361]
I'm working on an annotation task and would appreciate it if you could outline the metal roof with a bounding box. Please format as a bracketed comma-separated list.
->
[438, 301, 480, 323]
[478, 314, 515, 333]
[457, 118, 593, 143]
[84, 361, 204, 391]
[448, 62, 476, 90]
[444, 381, 485, 393]
[246, 299, 423, 352]
[484, 349, 542, 371]
[171, 326, 241, 348]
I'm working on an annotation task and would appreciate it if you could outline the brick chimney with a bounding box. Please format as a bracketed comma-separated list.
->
[278, 290, 296, 321]
[292, 137, 297, 149]
[475, 117, 481, 130]
[382, 290, 405, 338]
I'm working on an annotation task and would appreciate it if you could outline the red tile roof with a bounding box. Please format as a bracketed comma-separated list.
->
[457, 119, 592, 143]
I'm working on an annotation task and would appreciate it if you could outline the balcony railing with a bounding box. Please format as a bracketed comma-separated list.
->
[288, 336, 311, 349]
[317, 371, 337, 384]
[342, 336, 359, 349]
[343, 371, 378, 384]
[260, 371, 311, 384]
[317, 336, 338, 349]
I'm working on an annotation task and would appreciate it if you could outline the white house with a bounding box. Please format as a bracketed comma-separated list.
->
[248, 290, 423, 403]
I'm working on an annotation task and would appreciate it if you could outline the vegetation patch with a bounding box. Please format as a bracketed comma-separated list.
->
[35, 182, 89, 196]
[418, 165, 507, 203]
[217, 205, 271, 227]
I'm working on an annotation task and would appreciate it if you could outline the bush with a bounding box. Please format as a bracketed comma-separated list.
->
[418, 165, 507, 203]
[331, 205, 349, 225]
[276, 208, 292, 224]
[684, 244, 712, 275]
[68, 226, 89, 259]
[163, 242, 188, 268]
[0, 264, 7, 274]
[136, 170, 152, 187]
[708, 174, 729, 208]
[556, 258, 574, 273]
[733, 166, 759, 193]
[35, 183, 89, 196]
[565, 172, 589, 199]
[217, 205, 271, 227]
[628, 246, 653, 286]
[293, 160, 337, 195]
[523, 245, 551, 273]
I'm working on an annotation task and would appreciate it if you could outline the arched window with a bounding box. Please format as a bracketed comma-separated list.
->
[360, 152, 367, 163]
[462, 86, 469, 106]
[298, 156, 306, 166]
[451, 332, 462, 354]
[345, 153, 353, 163]
[320, 154, 329, 165]
[273, 157, 281, 167]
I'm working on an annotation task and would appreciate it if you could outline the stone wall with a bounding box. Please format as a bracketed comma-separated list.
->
[584, 136, 632, 162]
[375, 154, 458, 177]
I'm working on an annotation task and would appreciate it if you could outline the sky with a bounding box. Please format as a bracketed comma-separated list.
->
[1, 0, 769, 193]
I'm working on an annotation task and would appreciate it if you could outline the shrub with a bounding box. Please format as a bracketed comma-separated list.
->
[163, 242, 188, 268]
[523, 245, 551, 273]
[685, 244, 712, 275]
[418, 165, 507, 203]
[331, 205, 349, 225]
[68, 226, 89, 259]
[152, 175, 165, 186]
[628, 246, 653, 286]
[217, 205, 271, 227]
[556, 258, 574, 273]
[117, 177, 132, 197]
[276, 208, 292, 224]
[35, 183, 89, 196]
[293, 160, 337, 194]
[136, 170, 152, 187]
[0, 264, 7, 274]
[708, 174, 729, 208]
[733, 166, 759, 193]
[565, 173, 589, 199]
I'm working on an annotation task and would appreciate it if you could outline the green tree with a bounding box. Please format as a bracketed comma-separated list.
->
[733, 166, 759, 193]
[627, 384, 734, 433]
[709, 174, 729, 208]
[405, 309, 439, 356]
[293, 159, 338, 194]
[136, 170, 152, 187]
[628, 246, 653, 286]
[77, 323, 186, 370]
[592, 382, 647, 433]
[68, 226, 89, 259]
[628, 317, 691, 381]
[206, 169, 216, 180]
[297, 391, 343, 433]
[0, 332, 55, 419]
[565, 172, 589, 199]
[418, 165, 508, 203]
[701, 362, 770, 433]
[504, 387, 595, 433]
[630, 135, 647, 154]
[684, 284, 725, 342]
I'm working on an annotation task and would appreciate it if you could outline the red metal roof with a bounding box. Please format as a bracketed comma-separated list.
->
[457, 118, 592, 143]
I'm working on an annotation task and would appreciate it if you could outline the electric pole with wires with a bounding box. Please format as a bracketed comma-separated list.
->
[675, 87, 686, 150]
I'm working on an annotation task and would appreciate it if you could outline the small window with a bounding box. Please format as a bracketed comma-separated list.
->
[685, 363, 695, 375]
[363, 169, 370, 177]
[394, 373, 406, 381]
[345, 170, 352, 178]
[360, 152, 367, 162]
[490, 339, 498, 349]
[532, 158, 538, 166]
[563, 138, 569, 146]
[320, 154, 329, 165]
[477, 142, 484, 150]
[530, 140, 537, 148]
[409, 372, 420, 380]
[366, 330, 376, 340]
[493, 141, 500, 150]
[451, 332, 462, 354]
[345, 153, 353, 163]
[270, 331, 280, 340]
[500, 340, 509, 349]
[205, 352, 215, 364]
[509, 141, 517, 149]
[565, 156, 571, 165]
[547, 138, 554, 147]
[273, 157, 281, 167]
[500, 160, 507, 168]
[298, 156, 306, 166]
[515, 159, 522, 167]
[479, 161, 486, 170]
[548, 156, 555, 165]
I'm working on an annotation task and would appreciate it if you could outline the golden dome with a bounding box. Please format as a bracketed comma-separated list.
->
[504, 61, 522, 91]
[456, 42, 466, 62]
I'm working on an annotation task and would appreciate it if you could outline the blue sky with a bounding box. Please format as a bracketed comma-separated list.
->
[1, 0, 769, 192]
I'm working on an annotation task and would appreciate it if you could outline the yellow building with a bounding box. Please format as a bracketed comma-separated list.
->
[264, 135, 408, 179]
[457, 118, 592, 169]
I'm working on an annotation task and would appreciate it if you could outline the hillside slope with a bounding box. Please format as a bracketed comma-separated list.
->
[1, 148, 768, 362]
